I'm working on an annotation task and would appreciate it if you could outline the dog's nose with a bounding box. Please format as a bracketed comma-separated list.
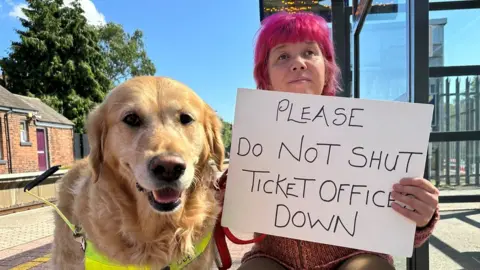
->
[149, 154, 186, 182]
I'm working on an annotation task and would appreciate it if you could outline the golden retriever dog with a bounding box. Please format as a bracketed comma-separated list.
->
[51, 76, 225, 269]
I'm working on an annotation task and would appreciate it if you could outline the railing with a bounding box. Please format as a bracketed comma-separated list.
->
[429, 75, 480, 187]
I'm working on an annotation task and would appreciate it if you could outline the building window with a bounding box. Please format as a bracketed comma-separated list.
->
[20, 120, 29, 143]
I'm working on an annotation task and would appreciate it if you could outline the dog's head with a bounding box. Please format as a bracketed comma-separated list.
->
[86, 76, 224, 213]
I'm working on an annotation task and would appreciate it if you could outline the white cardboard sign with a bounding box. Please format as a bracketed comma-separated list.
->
[221, 88, 434, 257]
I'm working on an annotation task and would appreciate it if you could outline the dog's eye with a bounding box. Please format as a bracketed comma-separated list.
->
[123, 113, 142, 127]
[179, 113, 194, 125]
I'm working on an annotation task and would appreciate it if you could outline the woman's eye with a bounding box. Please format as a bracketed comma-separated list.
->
[278, 53, 288, 61]
[179, 113, 194, 125]
[305, 50, 315, 57]
[123, 113, 142, 127]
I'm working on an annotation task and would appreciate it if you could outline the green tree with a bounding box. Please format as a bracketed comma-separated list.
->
[471, 76, 479, 92]
[98, 22, 156, 86]
[221, 118, 232, 157]
[0, 0, 110, 133]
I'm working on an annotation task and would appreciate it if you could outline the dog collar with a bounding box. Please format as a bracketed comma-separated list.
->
[84, 231, 213, 270]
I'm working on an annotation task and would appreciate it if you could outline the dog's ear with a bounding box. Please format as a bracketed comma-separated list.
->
[86, 104, 107, 183]
[203, 105, 225, 172]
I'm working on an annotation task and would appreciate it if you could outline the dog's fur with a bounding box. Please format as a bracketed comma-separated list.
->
[51, 76, 225, 269]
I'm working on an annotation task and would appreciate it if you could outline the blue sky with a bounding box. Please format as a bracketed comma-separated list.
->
[0, 0, 479, 122]
[0, 0, 261, 123]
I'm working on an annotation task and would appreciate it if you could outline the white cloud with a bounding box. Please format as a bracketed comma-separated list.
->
[8, 3, 27, 20]
[64, 0, 106, 26]
[7, 0, 106, 26]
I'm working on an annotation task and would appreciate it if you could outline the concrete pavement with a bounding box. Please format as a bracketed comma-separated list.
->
[0, 206, 54, 269]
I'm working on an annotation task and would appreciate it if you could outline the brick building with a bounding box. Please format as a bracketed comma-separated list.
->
[0, 85, 74, 174]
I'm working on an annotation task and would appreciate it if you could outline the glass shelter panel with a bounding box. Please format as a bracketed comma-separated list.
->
[429, 8, 480, 67]
[357, 0, 410, 101]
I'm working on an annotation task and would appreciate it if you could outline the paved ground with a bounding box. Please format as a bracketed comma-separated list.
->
[0, 197, 478, 269]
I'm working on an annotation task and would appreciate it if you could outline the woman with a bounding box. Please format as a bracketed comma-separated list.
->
[233, 12, 440, 270]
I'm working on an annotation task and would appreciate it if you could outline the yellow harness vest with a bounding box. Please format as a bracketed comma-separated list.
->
[83, 231, 213, 270]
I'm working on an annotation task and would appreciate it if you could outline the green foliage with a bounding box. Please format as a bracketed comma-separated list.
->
[98, 22, 156, 86]
[220, 118, 232, 156]
[471, 76, 479, 91]
[0, 0, 156, 133]
[0, 0, 109, 132]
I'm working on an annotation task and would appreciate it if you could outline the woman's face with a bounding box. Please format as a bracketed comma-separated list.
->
[267, 41, 326, 95]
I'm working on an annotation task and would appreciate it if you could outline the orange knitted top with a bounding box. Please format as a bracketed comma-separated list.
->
[218, 171, 440, 270]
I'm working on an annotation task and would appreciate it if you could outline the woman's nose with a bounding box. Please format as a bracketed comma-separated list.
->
[291, 57, 307, 71]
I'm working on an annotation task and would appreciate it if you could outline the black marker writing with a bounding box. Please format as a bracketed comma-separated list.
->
[275, 99, 366, 128]
[244, 169, 271, 193]
[244, 170, 315, 199]
[237, 137, 263, 157]
[316, 179, 393, 208]
[274, 204, 358, 237]
[348, 108, 364, 127]
[398, 151, 424, 173]
[348, 147, 423, 173]
[277, 135, 341, 164]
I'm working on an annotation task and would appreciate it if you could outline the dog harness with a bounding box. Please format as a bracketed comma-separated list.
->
[83, 232, 212, 270]
[24, 166, 214, 270]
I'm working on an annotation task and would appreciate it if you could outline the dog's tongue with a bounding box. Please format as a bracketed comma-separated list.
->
[152, 188, 181, 203]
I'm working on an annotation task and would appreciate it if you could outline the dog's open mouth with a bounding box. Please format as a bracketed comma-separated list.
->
[136, 182, 183, 212]
[144, 186, 182, 212]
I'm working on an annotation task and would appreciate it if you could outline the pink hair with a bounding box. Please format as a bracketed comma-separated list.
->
[253, 12, 341, 96]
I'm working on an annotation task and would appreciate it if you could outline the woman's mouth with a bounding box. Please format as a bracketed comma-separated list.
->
[289, 78, 311, 84]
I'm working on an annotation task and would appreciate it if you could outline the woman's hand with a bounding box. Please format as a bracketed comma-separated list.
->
[391, 177, 439, 228]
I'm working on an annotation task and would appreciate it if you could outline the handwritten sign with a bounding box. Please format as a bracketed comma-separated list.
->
[221, 88, 433, 257]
